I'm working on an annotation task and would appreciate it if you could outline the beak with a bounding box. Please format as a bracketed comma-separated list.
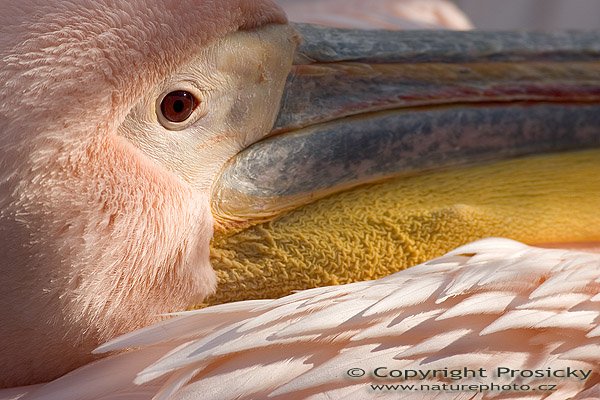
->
[212, 24, 600, 223]
[206, 24, 600, 305]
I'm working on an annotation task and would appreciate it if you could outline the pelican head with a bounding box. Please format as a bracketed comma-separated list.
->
[0, 0, 290, 386]
[1, 0, 599, 388]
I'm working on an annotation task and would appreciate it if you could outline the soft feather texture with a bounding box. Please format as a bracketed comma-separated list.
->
[0, 0, 286, 387]
[5, 239, 599, 399]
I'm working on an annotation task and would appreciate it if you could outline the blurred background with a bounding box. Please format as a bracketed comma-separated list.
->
[455, 0, 600, 30]
[279, 0, 600, 31]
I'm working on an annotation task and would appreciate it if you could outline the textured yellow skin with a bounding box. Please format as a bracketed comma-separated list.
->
[207, 149, 600, 305]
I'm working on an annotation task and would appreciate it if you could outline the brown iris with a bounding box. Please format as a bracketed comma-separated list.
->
[160, 90, 197, 123]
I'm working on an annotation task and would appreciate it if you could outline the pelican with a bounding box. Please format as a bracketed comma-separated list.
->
[1, 0, 599, 399]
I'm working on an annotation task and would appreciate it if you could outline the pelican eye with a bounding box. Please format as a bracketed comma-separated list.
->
[159, 90, 198, 124]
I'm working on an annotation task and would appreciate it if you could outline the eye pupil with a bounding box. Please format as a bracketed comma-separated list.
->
[173, 100, 184, 113]
[160, 90, 197, 123]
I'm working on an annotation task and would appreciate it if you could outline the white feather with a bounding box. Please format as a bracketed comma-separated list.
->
[516, 293, 590, 310]
[364, 276, 448, 316]
[351, 309, 444, 341]
[479, 310, 558, 335]
[394, 329, 472, 358]
[435, 292, 517, 319]
[5, 239, 599, 400]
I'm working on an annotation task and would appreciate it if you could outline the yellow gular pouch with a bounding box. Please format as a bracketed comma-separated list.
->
[204, 149, 600, 306]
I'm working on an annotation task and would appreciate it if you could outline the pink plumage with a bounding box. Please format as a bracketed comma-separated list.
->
[0, 0, 285, 386]
[6, 239, 600, 399]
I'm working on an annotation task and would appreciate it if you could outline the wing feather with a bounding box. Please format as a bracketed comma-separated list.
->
[7, 239, 599, 400]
